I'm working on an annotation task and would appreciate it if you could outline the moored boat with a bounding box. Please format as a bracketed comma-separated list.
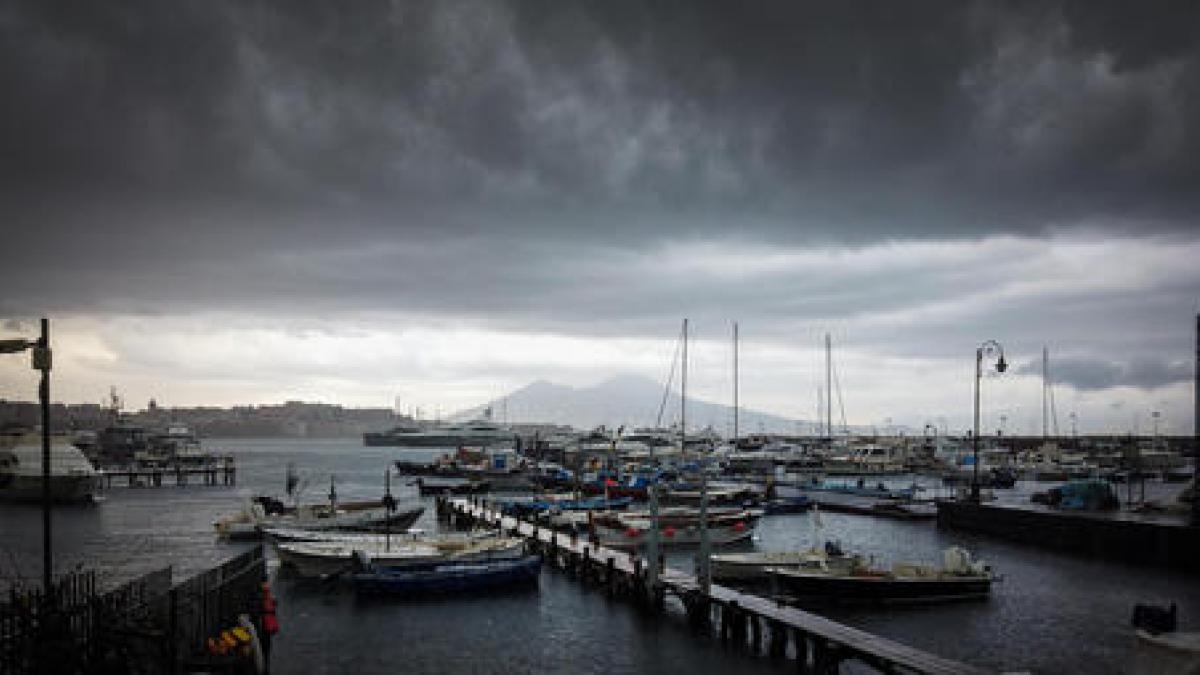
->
[767, 546, 993, 604]
[761, 496, 811, 514]
[590, 507, 761, 548]
[352, 554, 542, 595]
[275, 533, 525, 578]
[0, 438, 101, 504]
[215, 502, 425, 540]
[712, 543, 853, 582]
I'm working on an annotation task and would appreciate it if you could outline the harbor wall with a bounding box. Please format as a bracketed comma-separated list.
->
[936, 501, 1200, 574]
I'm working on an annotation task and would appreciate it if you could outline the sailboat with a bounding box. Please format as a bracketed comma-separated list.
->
[1028, 347, 1097, 481]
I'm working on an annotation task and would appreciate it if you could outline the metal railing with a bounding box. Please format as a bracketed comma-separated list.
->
[1, 545, 267, 674]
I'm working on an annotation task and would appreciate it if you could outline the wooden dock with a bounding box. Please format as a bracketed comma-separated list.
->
[100, 461, 237, 488]
[440, 497, 992, 675]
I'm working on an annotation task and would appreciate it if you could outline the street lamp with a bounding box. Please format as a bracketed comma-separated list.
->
[972, 340, 1007, 502]
[1, 318, 53, 593]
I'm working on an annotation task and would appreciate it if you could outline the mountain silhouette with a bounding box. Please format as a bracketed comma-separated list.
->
[451, 373, 815, 434]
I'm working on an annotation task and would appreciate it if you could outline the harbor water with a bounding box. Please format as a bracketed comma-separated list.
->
[2, 438, 1199, 674]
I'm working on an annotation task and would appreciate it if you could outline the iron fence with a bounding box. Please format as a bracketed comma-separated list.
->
[0, 545, 267, 674]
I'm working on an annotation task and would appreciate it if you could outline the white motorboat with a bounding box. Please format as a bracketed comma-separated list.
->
[275, 534, 526, 578]
[215, 501, 424, 540]
[712, 546, 854, 581]
[590, 508, 761, 548]
[767, 546, 994, 603]
[0, 437, 101, 503]
[263, 525, 487, 544]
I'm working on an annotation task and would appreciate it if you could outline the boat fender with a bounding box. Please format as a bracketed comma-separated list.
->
[261, 582, 280, 635]
[239, 613, 266, 675]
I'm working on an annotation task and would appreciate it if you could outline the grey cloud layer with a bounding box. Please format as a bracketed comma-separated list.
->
[3, 1, 1199, 235]
[1016, 355, 1193, 391]
[2, 1, 1199, 406]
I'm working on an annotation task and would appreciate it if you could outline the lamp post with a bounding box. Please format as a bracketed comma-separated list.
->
[972, 340, 1007, 502]
[0, 318, 53, 593]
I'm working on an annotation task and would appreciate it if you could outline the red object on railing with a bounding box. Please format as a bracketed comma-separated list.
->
[261, 582, 280, 635]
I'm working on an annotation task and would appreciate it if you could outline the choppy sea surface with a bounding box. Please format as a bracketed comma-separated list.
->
[2, 438, 1199, 674]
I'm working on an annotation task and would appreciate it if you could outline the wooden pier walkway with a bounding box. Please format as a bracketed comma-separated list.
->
[441, 497, 992, 675]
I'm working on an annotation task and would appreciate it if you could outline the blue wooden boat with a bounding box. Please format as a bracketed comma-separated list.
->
[763, 496, 811, 514]
[498, 496, 632, 517]
[352, 555, 542, 595]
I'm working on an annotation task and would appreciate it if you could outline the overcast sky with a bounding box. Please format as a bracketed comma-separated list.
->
[1, 1, 1198, 433]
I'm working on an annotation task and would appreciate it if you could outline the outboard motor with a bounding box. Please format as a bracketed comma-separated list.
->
[1132, 602, 1177, 635]
[351, 549, 373, 572]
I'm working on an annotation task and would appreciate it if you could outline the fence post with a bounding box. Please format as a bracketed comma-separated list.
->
[168, 584, 179, 674]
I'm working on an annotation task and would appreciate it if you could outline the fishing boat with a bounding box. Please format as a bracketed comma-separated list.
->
[590, 507, 761, 548]
[767, 546, 993, 603]
[761, 496, 811, 514]
[662, 485, 758, 507]
[413, 477, 491, 496]
[352, 555, 542, 595]
[276, 534, 526, 578]
[497, 495, 633, 519]
[215, 501, 424, 540]
[712, 542, 853, 582]
[263, 525, 442, 544]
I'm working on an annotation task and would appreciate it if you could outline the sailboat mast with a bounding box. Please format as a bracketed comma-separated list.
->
[733, 321, 739, 444]
[1042, 346, 1049, 441]
[1192, 313, 1198, 526]
[816, 386, 823, 437]
[681, 318, 688, 459]
[825, 333, 833, 440]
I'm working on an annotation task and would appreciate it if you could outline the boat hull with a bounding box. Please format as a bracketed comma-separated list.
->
[277, 538, 526, 578]
[769, 570, 992, 603]
[0, 473, 100, 504]
[352, 555, 542, 595]
[595, 522, 755, 548]
[217, 505, 424, 540]
[365, 433, 515, 447]
[711, 551, 837, 581]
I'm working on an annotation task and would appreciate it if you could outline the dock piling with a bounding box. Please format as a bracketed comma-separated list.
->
[447, 498, 992, 675]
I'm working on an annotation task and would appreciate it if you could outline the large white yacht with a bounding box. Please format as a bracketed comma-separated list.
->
[0, 436, 102, 503]
[363, 420, 517, 448]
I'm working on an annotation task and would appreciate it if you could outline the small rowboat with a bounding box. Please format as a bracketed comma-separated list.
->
[352, 555, 543, 595]
[275, 534, 526, 578]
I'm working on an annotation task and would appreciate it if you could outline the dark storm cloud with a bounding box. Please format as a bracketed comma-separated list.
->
[1, 0, 1199, 377]
[3, 0, 1200, 234]
[1016, 355, 1193, 391]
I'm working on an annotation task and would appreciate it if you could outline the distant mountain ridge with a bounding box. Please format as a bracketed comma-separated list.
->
[450, 373, 816, 434]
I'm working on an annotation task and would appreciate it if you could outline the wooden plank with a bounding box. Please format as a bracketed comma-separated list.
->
[449, 500, 991, 675]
